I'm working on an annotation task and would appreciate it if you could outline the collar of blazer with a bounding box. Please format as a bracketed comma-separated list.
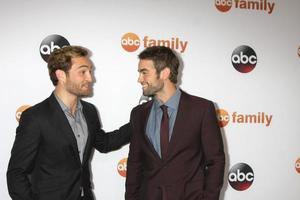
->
[138, 90, 190, 162]
[48, 93, 93, 165]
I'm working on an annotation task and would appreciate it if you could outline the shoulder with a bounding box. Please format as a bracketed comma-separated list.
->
[180, 90, 214, 108]
[80, 100, 99, 118]
[21, 96, 52, 117]
[17, 95, 53, 127]
[81, 99, 96, 110]
[131, 99, 153, 114]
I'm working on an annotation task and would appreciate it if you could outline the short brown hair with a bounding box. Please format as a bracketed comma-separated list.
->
[47, 45, 88, 85]
[138, 46, 179, 84]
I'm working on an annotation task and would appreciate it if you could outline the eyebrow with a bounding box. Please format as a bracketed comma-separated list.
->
[138, 68, 148, 72]
[77, 65, 93, 70]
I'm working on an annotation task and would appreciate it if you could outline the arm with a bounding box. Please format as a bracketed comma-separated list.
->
[7, 111, 40, 200]
[201, 102, 225, 200]
[94, 122, 131, 153]
[86, 102, 131, 153]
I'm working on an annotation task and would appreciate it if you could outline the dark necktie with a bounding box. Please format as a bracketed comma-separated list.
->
[160, 105, 169, 160]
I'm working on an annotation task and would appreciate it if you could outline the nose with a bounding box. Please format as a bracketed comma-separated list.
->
[137, 73, 143, 83]
[86, 71, 93, 82]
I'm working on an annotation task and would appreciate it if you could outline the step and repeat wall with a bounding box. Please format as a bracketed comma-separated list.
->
[1, 0, 299, 199]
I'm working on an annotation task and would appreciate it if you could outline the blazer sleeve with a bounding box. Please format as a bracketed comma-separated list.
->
[201, 101, 225, 200]
[94, 123, 131, 153]
[83, 102, 131, 153]
[7, 110, 40, 200]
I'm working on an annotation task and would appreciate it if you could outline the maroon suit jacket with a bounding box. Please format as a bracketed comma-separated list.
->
[125, 91, 225, 200]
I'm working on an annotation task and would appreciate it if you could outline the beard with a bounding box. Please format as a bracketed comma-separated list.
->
[142, 80, 164, 97]
[65, 81, 93, 98]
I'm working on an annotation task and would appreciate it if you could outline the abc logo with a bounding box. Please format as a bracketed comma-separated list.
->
[40, 34, 70, 62]
[15, 105, 31, 122]
[228, 163, 254, 191]
[231, 45, 257, 73]
[215, 0, 232, 12]
[117, 158, 127, 177]
[295, 158, 300, 174]
[216, 109, 230, 128]
[121, 32, 140, 52]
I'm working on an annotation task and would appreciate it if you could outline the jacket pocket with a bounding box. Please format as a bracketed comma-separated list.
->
[184, 179, 204, 200]
[34, 176, 69, 192]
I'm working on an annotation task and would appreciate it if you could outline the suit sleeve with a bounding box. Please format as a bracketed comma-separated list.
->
[89, 102, 131, 153]
[201, 101, 225, 200]
[94, 122, 131, 153]
[7, 111, 40, 200]
[125, 109, 143, 200]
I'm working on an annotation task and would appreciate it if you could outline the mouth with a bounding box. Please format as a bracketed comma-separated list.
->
[82, 84, 92, 90]
[141, 84, 148, 90]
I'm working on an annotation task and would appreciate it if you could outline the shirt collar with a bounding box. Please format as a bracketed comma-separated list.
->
[54, 92, 82, 113]
[154, 88, 181, 111]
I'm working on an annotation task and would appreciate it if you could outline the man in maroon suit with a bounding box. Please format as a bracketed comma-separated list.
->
[125, 46, 225, 200]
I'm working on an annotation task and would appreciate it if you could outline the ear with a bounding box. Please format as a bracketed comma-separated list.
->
[55, 69, 67, 84]
[160, 67, 171, 80]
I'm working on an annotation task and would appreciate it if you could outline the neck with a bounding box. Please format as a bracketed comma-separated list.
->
[54, 87, 78, 114]
[155, 83, 177, 104]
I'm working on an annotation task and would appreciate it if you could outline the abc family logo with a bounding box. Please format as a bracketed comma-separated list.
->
[40, 34, 70, 62]
[295, 158, 300, 174]
[121, 32, 188, 53]
[117, 157, 127, 177]
[215, 0, 275, 14]
[216, 109, 273, 127]
[231, 45, 257, 73]
[228, 163, 254, 191]
[15, 105, 31, 122]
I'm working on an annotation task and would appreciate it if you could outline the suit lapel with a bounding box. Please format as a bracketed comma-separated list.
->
[141, 101, 164, 161]
[81, 103, 92, 165]
[165, 91, 188, 161]
[49, 93, 81, 165]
